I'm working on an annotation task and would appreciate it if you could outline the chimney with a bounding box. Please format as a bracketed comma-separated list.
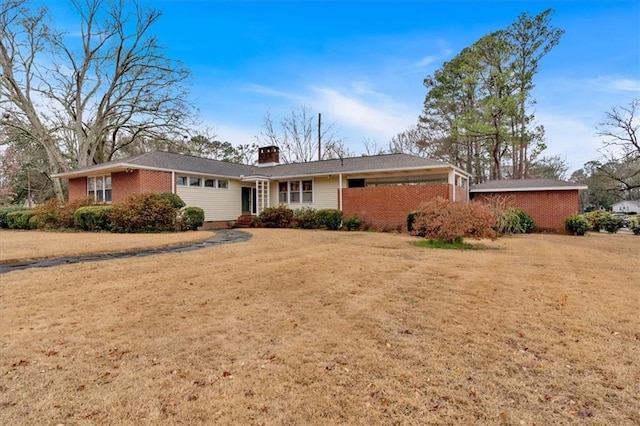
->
[258, 145, 280, 166]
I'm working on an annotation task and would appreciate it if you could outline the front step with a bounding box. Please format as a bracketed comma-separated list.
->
[233, 214, 255, 228]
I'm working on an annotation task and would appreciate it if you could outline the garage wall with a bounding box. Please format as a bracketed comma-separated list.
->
[472, 190, 580, 232]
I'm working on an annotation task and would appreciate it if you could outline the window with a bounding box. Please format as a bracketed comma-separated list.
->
[87, 175, 111, 203]
[279, 182, 288, 203]
[204, 179, 215, 187]
[217, 179, 228, 189]
[176, 176, 188, 186]
[289, 181, 300, 203]
[302, 180, 313, 203]
[279, 180, 313, 204]
[189, 177, 201, 187]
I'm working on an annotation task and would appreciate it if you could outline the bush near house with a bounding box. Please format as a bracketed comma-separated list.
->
[343, 215, 363, 231]
[74, 206, 113, 231]
[30, 198, 95, 230]
[157, 192, 186, 209]
[181, 207, 205, 231]
[411, 197, 496, 243]
[630, 219, 640, 235]
[494, 208, 536, 234]
[6, 210, 36, 229]
[582, 211, 609, 232]
[253, 206, 294, 228]
[316, 209, 343, 230]
[565, 214, 589, 236]
[602, 214, 625, 234]
[292, 207, 318, 229]
[109, 193, 179, 233]
[0, 206, 25, 228]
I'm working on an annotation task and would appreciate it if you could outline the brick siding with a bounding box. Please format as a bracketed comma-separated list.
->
[67, 170, 172, 203]
[473, 190, 580, 232]
[342, 184, 451, 231]
[67, 178, 87, 201]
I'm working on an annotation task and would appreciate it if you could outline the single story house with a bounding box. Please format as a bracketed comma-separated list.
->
[54, 146, 471, 230]
[611, 200, 640, 214]
[470, 179, 588, 232]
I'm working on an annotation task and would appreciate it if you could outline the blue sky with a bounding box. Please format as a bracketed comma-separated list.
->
[44, 0, 639, 174]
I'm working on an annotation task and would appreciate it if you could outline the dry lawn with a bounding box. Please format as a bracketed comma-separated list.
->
[0, 229, 638, 425]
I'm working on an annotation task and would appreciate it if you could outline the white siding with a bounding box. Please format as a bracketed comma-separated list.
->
[177, 180, 242, 221]
[269, 177, 340, 211]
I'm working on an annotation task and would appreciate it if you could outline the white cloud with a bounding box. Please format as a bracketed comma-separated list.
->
[241, 84, 304, 101]
[536, 112, 602, 174]
[414, 48, 452, 68]
[310, 86, 417, 144]
[585, 76, 640, 93]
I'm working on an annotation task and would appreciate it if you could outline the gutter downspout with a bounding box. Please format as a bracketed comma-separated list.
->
[171, 171, 176, 194]
[339, 173, 343, 211]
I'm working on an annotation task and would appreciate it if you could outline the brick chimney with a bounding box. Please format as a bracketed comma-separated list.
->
[258, 145, 280, 166]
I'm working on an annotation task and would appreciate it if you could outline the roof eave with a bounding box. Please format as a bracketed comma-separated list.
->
[470, 185, 589, 193]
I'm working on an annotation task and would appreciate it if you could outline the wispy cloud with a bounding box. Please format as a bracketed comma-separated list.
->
[414, 48, 452, 68]
[585, 76, 640, 93]
[242, 84, 305, 101]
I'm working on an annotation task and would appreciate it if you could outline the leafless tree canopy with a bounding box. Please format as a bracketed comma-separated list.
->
[1, 0, 195, 199]
[255, 105, 345, 163]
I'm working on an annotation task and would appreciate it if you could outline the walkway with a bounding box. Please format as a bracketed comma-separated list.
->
[0, 229, 251, 275]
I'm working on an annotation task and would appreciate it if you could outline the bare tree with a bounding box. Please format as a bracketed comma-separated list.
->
[594, 99, 640, 195]
[255, 105, 343, 163]
[1, 0, 194, 199]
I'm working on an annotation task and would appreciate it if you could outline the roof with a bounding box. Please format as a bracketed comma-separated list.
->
[53, 151, 468, 179]
[612, 200, 640, 207]
[470, 179, 588, 192]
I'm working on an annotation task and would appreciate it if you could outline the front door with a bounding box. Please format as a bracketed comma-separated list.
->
[241, 187, 257, 214]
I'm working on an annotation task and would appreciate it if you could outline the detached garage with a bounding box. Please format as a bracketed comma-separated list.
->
[470, 179, 588, 233]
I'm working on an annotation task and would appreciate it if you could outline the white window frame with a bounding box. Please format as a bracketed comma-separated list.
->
[87, 175, 112, 203]
[279, 179, 313, 204]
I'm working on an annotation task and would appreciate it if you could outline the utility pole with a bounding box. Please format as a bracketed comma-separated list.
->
[318, 113, 322, 161]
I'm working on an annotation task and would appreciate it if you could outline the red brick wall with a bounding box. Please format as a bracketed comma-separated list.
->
[473, 190, 580, 232]
[342, 184, 451, 231]
[455, 186, 468, 202]
[68, 177, 87, 201]
[111, 170, 172, 203]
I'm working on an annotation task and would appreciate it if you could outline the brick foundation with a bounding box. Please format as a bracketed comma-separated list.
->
[473, 190, 581, 232]
[342, 184, 451, 232]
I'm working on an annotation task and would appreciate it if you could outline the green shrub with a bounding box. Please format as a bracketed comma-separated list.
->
[157, 192, 186, 209]
[630, 219, 640, 235]
[31, 198, 94, 230]
[494, 208, 524, 234]
[316, 209, 343, 230]
[109, 193, 179, 233]
[255, 205, 294, 228]
[516, 210, 536, 233]
[6, 210, 35, 229]
[564, 214, 589, 236]
[343, 215, 363, 231]
[583, 210, 609, 232]
[293, 207, 318, 229]
[182, 206, 205, 231]
[74, 206, 113, 231]
[602, 215, 624, 234]
[0, 206, 25, 228]
[411, 198, 497, 243]
[407, 211, 419, 233]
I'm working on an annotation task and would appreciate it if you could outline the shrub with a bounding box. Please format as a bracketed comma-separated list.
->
[411, 198, 496, 243]
[256, 206, 294, 228]
[293, 207, 318, 229]
[316, 209, 343, 230]
[565, 214, 589, 236]
[516, 210, 536, 233]
[630, 219, 640, 235]
[407, 211, 419, 233]
[602, 214, 624, 234]
[0, 206, 25, 228]
[343, 215, 363, 231]
[157, 192, 186, 209]
[583, 211, 609, 232]
[182, 207, 205, 231]
[109, 193, 179, 233]
[74, 206, 113, 231]
[6, 210, 35, 229]
[31, 198, 94, 230]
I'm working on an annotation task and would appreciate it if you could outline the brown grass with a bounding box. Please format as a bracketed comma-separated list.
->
[0, 229, 638, 425]
[0, 230, 214, 264]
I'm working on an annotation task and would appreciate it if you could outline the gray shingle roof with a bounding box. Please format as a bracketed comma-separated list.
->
[54, 151, 459, 179]
[470, 179, 588, 192]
